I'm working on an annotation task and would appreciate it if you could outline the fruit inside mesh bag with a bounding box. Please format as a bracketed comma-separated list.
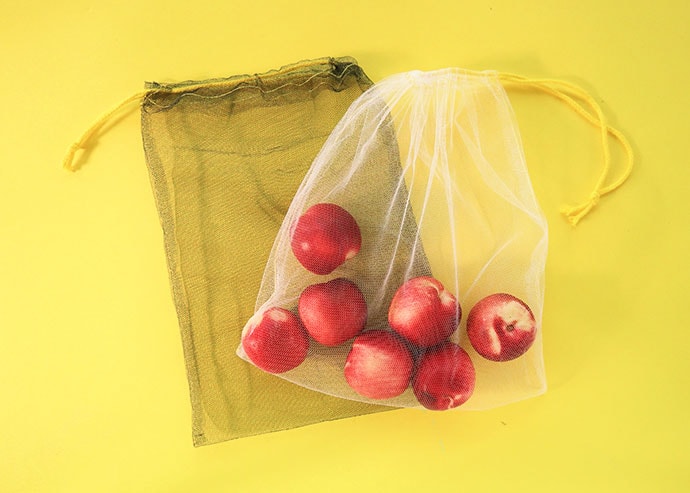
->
[237, 68, 549, 411]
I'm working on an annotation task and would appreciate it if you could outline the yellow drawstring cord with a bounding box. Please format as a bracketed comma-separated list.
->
[62, 90, 150, 172]
[64, 71, 633, 226]
[499, 73, 634, 226]
[61, 59, 354, 172]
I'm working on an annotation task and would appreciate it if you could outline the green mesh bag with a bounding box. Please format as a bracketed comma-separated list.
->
[139, 57, 392, 445]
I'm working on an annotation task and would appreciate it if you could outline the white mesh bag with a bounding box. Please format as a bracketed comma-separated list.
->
[237, 68, 549, 411]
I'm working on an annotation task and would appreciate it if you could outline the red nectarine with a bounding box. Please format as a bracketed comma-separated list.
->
[298, 278, 368, 346]
[291, 203, 361, 275]
[388, 276, 461, 347]
[412, 342, 475, 410]
[467, 293, 537, 362]
[242, 307, 309, 374]
[344, 330, 414, 399]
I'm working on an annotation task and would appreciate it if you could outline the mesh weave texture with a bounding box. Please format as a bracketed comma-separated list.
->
[141, 57, 390, 445]
[238, 68, 549, 410]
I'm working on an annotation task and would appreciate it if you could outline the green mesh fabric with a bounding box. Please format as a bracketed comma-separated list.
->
[141, 58, 390, 445]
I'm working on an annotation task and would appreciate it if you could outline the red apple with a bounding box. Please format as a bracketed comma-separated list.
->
[466, 293, 537, 362]
[412, 342, 475, 410]
[344, 330, 414, 399]
[242, 307, 309, 374]
[291, 203, 362, 275]
[298, 278, 367, 346]
[388, 276, 461, 348]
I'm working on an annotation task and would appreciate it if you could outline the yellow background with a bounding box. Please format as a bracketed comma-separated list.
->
[1, 1, 688, 491]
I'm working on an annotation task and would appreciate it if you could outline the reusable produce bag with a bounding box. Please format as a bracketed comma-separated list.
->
[237, 68, 633, 411]
[137, 57, 391, 444]
[64, 57, 391, 445]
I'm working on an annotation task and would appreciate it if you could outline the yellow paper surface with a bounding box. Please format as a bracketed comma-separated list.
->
[1, 1, 688, 491]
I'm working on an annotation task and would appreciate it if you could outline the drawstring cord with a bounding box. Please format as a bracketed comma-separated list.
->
[62, 71, 633, 226]
[499, 73, 634, 226]
[62, 90, 149, 172]
[61, 59, 355, 172]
